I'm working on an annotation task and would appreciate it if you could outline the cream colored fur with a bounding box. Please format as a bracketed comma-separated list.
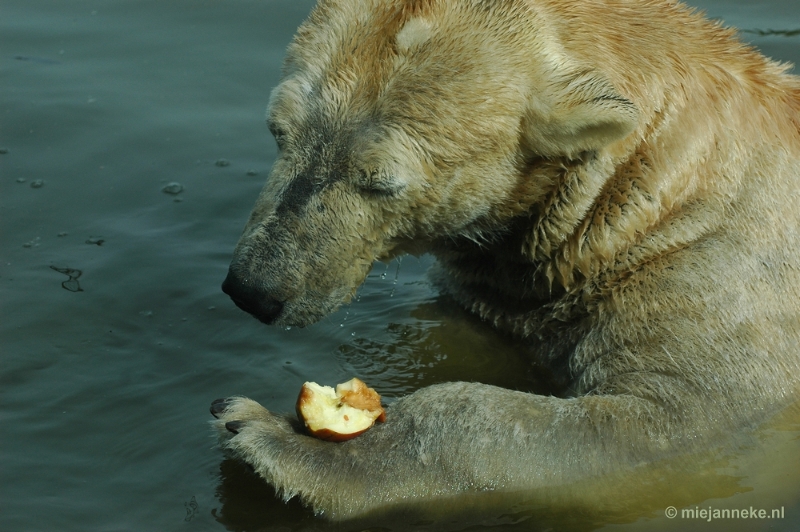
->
[214, 0, 800, 520]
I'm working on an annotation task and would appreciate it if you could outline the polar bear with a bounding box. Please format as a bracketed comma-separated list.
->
[212, 0, 800, 520]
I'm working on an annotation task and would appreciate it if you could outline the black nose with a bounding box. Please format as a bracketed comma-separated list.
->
[221, 270, 284, 324]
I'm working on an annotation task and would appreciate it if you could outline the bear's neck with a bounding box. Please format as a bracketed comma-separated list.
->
[431, 127, 732, 339]
[430, 35, 799, 341]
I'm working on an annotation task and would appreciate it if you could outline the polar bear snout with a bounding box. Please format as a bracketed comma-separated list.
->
[221, 269, 285, 325]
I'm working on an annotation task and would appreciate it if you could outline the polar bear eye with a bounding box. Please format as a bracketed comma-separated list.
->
[356, 169, 403, 198]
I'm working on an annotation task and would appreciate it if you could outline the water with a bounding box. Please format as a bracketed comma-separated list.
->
[1, 1, 798, 530]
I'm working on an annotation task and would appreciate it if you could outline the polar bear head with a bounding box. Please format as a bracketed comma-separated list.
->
[222, 0, 638, 326]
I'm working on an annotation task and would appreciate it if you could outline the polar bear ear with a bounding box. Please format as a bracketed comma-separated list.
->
[523, 70, 639, 158]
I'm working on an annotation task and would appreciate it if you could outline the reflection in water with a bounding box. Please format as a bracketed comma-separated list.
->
[213, 459, 315, 531]
[336, 298, 541, 401]
[335, 297, 559, 400]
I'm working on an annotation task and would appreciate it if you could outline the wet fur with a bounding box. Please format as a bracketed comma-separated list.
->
[214, 0, 800, 520]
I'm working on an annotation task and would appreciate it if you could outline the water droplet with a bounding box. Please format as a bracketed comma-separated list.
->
[162, 182, 183, 195]
[50, 265, 83, 292]
[62, 279, 81, 292]
[22, 237, 41, 248]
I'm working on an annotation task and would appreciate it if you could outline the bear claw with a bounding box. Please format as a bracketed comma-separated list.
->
[210, 398, 231, 418]
[225, 421, 245, 434]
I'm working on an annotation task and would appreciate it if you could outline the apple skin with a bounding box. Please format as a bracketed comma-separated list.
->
[295, 378, 386, 442]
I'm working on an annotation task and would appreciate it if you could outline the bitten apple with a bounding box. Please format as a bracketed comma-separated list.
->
[296, 378, 386, 442]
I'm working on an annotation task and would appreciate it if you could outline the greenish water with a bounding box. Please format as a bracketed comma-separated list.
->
[1, 1, 798, 531]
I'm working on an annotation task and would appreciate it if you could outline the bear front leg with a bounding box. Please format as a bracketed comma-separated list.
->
[211, 393, 466, 519]
[211, 379, 709, 520]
